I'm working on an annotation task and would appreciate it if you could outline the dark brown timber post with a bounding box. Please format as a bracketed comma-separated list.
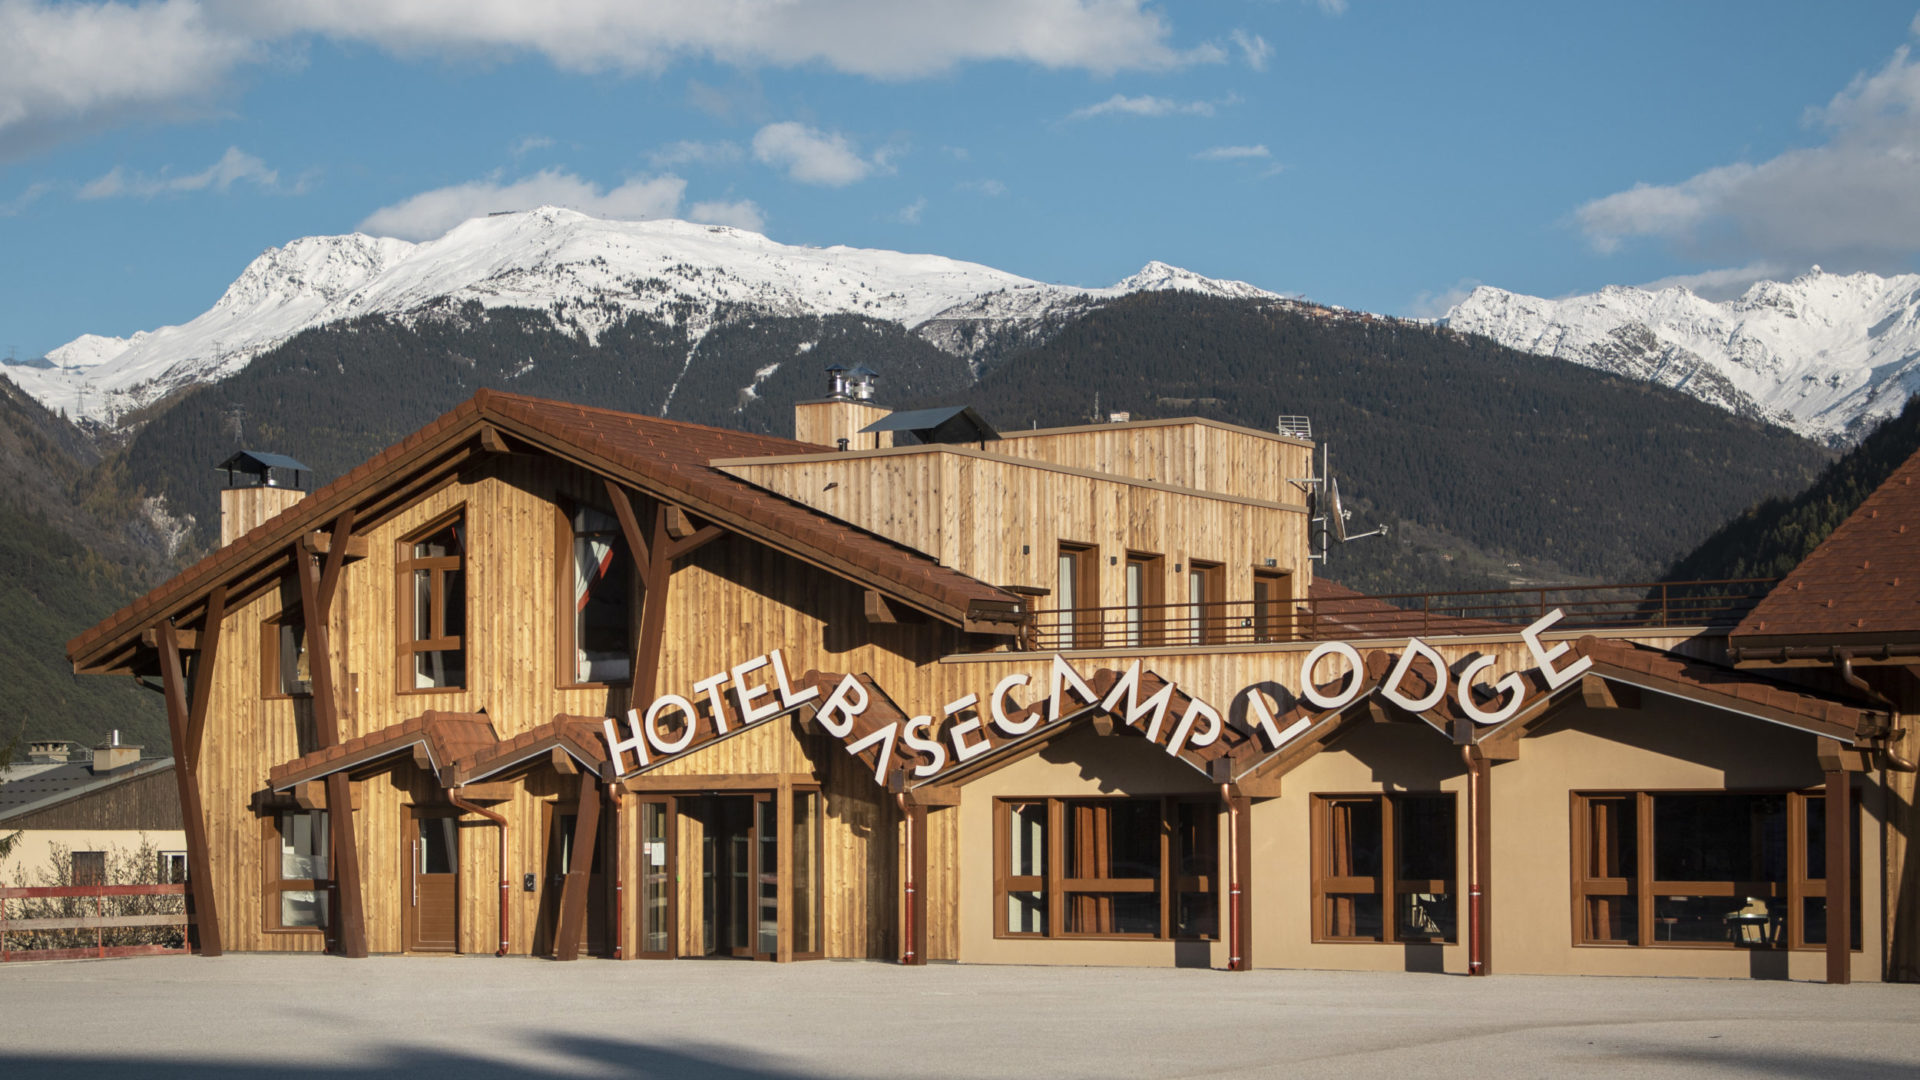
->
[554, 772, 602, 961]
[1232, 793, 1254, 970]
[907, 802, 929, 965]
[1474, 752, 1493, 976]
[1826, 759, 1855, 985]
[297, 510, 367, 958]
[158, 615, 222, 955]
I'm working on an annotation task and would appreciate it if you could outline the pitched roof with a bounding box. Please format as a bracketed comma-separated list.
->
[69, 390, 1025, 673]
[449, 715, 608, 786]
[0, 758, 175, 823]
[1732, 445, 1920, 647]
[268, 712, 498, 791]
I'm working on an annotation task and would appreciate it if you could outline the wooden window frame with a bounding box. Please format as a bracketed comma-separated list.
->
[158, 851, 188, 884]
[1569, 788, 1861, 952]
[395, 507, 468, 695]
[1056, 542, 1101, 650]
[1186, 560, 1225, 645]
[261, 810, 331, 937]
[1123, 551, 1166, 648]
[553, 499, 634, 690]
[70, 851, 106, 887]
[260, 608, 312, 700]
[992, 796, 1218, 942]
[1310, 792, 1458, 944]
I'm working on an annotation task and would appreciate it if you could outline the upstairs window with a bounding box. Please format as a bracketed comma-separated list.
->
[1056, 543, 1100, 649]
[560, 505, 631, 685]
[1186, 561, 1224, 645]
[261, 611, 311, 699]
[401, 513, 466, 691]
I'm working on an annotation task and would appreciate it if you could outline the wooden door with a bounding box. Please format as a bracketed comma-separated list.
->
[406, 810, 459, 953]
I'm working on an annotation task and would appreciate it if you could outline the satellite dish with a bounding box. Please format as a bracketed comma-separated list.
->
[1329, 475, 1350, 543]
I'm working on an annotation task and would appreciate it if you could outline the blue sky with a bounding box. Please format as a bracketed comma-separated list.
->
[5, 1, 1920, 359]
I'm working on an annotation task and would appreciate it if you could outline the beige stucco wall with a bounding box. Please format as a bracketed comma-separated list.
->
[0, 829, 187, 886]
[955, 727, 1229, 967]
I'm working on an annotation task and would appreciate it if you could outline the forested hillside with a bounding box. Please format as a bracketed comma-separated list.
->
[1667, 393, 1920, 582]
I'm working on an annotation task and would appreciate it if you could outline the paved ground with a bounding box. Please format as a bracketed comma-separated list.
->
[1, 956, 1918, 1078]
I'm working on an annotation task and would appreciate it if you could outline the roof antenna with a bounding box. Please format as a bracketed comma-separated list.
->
[1289, 437, 1386, 563]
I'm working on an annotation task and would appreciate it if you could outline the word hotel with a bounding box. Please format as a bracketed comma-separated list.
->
[67, 364, 1920, 981]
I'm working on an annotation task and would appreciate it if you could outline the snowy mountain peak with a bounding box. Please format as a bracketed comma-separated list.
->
[1444, 268, 1920, 445]
[4, 209, 1282, 428]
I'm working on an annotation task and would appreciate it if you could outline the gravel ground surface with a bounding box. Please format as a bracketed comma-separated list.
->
[2, 955, 1917, 1078]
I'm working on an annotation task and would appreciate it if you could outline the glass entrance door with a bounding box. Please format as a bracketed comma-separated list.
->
[639, 788, 818, 961]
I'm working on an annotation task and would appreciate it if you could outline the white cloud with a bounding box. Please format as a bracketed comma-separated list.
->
[0, 179, 52, 216]
[1193, 144, 1270, 161]
[649, 139, 744, 168]
[889, 196, 927, 225]
[752, 122, 876, 186]
[78, 146, 279, 199]
[357, 169, 686, 240]
[1576, 37, 1920, 267]
[510, 135, 554, 156]
[688, 198, 766, 232]
[1408, 278, 1483, 319]
[0, 0, 256, 160]
[1068, 93, 1221, 120]
[227, 1, 1201, 78]
[1307, 0, 1348, 14]
[958, 178, 1007, 196]
[1636, 261, 1790, 300]
[1230, 29, 1271, 71]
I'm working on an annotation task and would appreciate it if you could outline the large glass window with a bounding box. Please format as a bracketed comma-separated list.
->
[562, 505, 631, 685]
[1572, 790, 1860, 950]
[1313, 793, 1456, 943]
[400, 515, 466, 690]
[996, 797, 1217, 940]
[272, 810, 331, 931]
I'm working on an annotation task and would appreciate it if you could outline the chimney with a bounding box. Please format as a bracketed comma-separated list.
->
[215, 451, 311, 546]
[794, 364, 894, 450]
[92, 731, 141, 774]
[27, 740, 73, 764]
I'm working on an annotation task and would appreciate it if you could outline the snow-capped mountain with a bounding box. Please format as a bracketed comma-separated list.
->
[1442, 268, 1920, 446]
[3, 208, 1278, 428]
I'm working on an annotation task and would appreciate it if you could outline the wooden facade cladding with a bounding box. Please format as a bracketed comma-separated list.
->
[716, 444, 1311, 611]
[983, 417, 1316, 508]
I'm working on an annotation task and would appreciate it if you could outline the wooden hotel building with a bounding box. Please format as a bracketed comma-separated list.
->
[64, 374, 1920, 981]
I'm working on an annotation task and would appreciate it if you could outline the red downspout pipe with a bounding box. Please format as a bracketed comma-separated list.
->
[608, 784, 624, 960]
[897, 793, 917, 965]
[1221, 784, 1241, 972]
[1461, 746, 1483, 976]
[1836, 653, 1918, 773]
[450, 793, 510, 956]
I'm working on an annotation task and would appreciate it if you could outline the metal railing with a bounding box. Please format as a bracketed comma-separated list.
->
[0, 883, 192, 962]
[1026, 578, 1777, 651]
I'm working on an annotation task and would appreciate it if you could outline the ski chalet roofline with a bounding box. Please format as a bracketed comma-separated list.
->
[66, 389, 1030, 678]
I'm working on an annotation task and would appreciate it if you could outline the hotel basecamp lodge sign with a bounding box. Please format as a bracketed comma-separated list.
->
[603, 610, 1595, 785]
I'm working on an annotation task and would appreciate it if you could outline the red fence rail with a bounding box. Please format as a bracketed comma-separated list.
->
[1028, 578, 1777, 651]
[0, 883, 193, 962]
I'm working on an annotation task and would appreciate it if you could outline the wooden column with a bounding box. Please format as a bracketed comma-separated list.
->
[1232, 794, 1254, 971]
[297, 510, 367, 958]
[1471, 752, 1494, 976]
[1827, 767, 1854, 985]
[554, 773, 602, 962]
[157, 616, 222, 956]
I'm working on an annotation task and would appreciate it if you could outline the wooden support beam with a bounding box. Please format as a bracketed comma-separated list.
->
[622, 772, 787, 792]
[1581, 674, 1639, 710]
[554, 773, 601, 962]
[157, 622, 221, 957]
[296, 509, 366, 958]
[299, 531, 370, 560]
[664, 505, 694, 540]
[1231, 777, 1282, 800]
[183, 585, 225, 773]
[1088, 712, 1115, 737]
[906, 785, 961, 808]
[411, 743, 435, 773]
[141, 628, 199, 650]
[1827, 763, 1854, 985]
[293, 780, 326, 811]
[324, 772, 367, 958]
[550, 746, 578, 775]
[661, 523, 724, 563]
[864, 589, 900, 625]
[477, 424, 510, 454]
[603, 480, 653, 569]
[457, 782, 514, 803]
[628, 503, 675, 707]
[1818, 744, 1871, 773]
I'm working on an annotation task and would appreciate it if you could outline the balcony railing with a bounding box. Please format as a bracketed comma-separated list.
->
[1025, 579, 1777, 651]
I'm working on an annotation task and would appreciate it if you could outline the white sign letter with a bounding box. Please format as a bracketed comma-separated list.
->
[990, 674, 1037, 736]
[1301, 642, 1365, 710]
[816, 674, 869, 738]
[644, 695, 698, 755]
[770, 649, 820, 709]
[1047, 654, 1099, 723]
[1522, 609, 1592, 691]
[1243, 688, 1312, 752]
[846, 723, 900, 785]
[1456, 655, 1526, 726]
[603, 711, 652, 776]
[1380, 638, 1449, 714]
[731, 654, 781, 725]
[693, 671, 732, 734]
[1167, 697, 1223, 756]
[901, 714, 948, 778]
[946, 693, 992, 763]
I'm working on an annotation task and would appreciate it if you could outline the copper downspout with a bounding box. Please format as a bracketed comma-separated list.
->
[1461, 746, 1483, 976]
[1221, 784, 1242, 972]
[608, 784, 625, 960]
[1836, 653, 1919, 773]
[897, 793, 917, 965]
[449, 793, 510, 956]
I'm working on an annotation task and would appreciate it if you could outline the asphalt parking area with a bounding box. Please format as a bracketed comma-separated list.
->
[2, 955, 1917, 1079]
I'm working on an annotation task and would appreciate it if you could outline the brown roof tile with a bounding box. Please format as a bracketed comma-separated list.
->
[268, 711, 497, 790]
[1733, 446, 1920, 643]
